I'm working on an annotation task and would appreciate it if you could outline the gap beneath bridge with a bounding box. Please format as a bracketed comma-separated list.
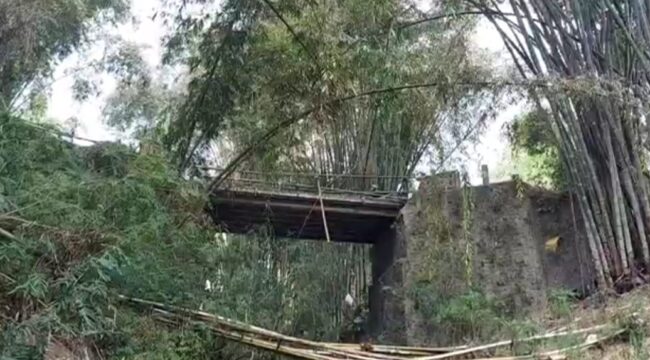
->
[208, 185, 409, 342]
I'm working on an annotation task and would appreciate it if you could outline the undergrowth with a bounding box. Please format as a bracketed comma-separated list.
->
[4, 114, 640, 359]
[411, 286, 512, 342]
[0, 114, 361, 358]
[0, 113, 209, 358]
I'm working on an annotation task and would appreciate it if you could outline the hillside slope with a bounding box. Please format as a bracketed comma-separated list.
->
[0, 115, 363, 358]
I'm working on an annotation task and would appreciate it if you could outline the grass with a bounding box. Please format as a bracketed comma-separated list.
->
[541, 286, 650, 359]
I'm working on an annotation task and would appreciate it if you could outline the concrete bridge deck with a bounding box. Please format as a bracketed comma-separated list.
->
[209, 187, 407, 243]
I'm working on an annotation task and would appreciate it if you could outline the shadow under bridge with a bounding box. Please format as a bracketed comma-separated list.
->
[207, 172, 409, 244]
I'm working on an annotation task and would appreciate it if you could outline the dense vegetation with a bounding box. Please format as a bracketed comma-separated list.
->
[0, 114, 374, 358]
[4, 0, 650, 357]
[473, 0, 650, 287]
[506, 109, 567, 190]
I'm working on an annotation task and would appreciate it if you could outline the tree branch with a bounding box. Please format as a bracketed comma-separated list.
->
[261, 0, 316, 61]
[396, 10, 548, 31]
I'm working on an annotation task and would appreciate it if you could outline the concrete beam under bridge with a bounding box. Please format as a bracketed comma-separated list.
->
[208, 188, 407, 243]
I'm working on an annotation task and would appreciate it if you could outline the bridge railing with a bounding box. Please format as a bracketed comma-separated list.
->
[202, 168, 413, 200]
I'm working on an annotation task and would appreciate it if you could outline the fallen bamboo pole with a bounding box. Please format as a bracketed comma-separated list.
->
[154, 313, 337, 360]
[0, 226, 16, 240]
[470, 328, 626, 360]
[322, 343, 467, 355]
[120, 295, 629, 360]
[123, 296, 393, 359]
[414, 325, 615, 360]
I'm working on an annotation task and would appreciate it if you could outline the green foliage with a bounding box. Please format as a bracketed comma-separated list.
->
[0, 114, 134, 356]
[111, 313, 228, 360]
[547, 289, 578, 319]
[412, 282, 547, 352]
[78, 142, 133, 177]
[626, 321, 648, 359]
[411, 285, 510, 343]
[103, 78, 182, 139]
[92, 38, 187, 140]
[0, 0, 129, 110]
[0, 114, 370, 358]
[506, 109, 568, 190]
[163, 0, 501, 182]
[500, 320, 543, 355]
[613, 310, 650, 359]
[434, 290, 505, 338]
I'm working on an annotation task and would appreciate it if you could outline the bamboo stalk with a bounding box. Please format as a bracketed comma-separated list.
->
[317, 179, 331, 242]
[471, 0, 650, 286]
[0, 226, 16, 240]
[414, 325, 612, 360]
[603, 120, 629, 271]
[322, 343, 467, 354]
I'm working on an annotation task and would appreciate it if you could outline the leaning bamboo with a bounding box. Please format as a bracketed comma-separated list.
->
[470, 0, 650, 287]
[414, 325, 613, 360]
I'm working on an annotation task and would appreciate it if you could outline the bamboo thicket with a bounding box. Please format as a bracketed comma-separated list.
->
[469, 0, 650, 287]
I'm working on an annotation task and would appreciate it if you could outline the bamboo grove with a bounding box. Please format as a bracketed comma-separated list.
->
[173, 0, 650, 290]
[159, 0, 650, 293]
[168, 0, 499, 192]
[166, 0, 501, 324]
[468, 0, 650, 288]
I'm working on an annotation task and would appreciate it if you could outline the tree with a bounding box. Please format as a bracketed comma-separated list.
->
[100, 40, 188, 140]
[162, 0, 502, 189]
[506, 109, 567, 190]
[0, 0, 128, 111]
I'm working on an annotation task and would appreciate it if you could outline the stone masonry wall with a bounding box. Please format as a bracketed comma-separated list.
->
[369, 179, 594, 346]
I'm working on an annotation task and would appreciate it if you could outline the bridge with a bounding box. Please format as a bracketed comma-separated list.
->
[205, 170, 439, 343]
[208, 171, 410, 244]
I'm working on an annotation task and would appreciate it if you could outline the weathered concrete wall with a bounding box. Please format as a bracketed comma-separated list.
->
[368, 179, 594, 346]
[528, 190, 594, 295]
[452, 183, 548, 310]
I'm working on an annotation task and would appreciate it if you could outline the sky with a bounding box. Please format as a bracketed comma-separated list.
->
[46, 0, 521, 184]
[48, 0, 165, 143]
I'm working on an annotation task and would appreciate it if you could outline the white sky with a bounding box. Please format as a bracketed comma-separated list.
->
[46, 0, 521, 184]
[48, 0, 165, 142]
